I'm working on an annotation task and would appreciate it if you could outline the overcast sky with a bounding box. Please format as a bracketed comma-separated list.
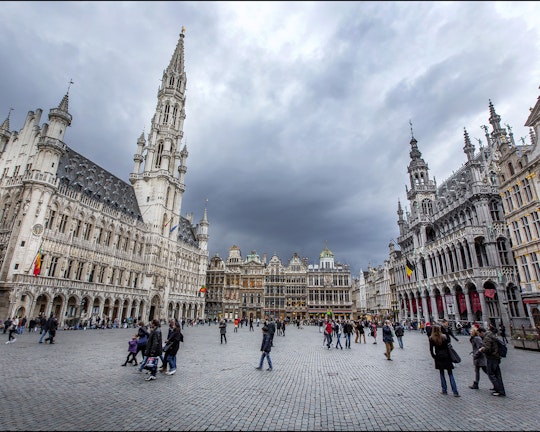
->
[1, 1, 540, 276]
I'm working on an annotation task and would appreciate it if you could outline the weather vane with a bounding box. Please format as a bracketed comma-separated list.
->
[67, 79, 74, 94]
[409, 119, 414, 139]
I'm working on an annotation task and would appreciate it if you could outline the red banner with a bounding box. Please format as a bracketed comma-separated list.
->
[412, 299, 417, 313]
[470, 291, 482, 313]
[457, 292, 467, 314]
[484, 288, 496, 299]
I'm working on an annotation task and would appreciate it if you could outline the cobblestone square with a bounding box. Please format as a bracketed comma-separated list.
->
[1, 323, 538, 431]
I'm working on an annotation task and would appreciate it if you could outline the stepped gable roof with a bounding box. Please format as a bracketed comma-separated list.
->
[57, 146, 143, 220]
[525, 94, 540, 127]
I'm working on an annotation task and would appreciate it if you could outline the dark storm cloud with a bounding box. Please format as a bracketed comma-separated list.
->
[1, 1, 539, 276]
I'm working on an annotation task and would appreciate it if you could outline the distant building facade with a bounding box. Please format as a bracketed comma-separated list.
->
[0, 30, 208, 326]
[205, 245, 352, 321]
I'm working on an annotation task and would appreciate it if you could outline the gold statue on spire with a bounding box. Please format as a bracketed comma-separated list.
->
[181, 26, 186, 35]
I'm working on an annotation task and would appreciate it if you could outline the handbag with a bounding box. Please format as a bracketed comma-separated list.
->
[448, 344, 461, 363]
[144, 357, 158, 370]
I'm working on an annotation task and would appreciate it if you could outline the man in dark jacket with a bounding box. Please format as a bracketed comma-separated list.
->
[267, 319, 276, 347]
[144, 319, 163, 381]
[255, 326, 273, 371]
[44, 314, 58, 344]
[441, 319, 460, 343]
[479, 323, 506, 396]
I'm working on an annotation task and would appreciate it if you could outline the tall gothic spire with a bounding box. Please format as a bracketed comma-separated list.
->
[463, 127, 475, 161]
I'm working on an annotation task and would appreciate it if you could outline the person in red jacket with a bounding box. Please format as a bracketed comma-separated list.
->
[325, 320, 333, 349]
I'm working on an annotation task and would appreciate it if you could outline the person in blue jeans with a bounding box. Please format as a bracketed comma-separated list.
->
[255, 326, 273, 371]
[429, 325, 460, 397]
[38, 314, 51, 343]
[164, 322, 183, 376]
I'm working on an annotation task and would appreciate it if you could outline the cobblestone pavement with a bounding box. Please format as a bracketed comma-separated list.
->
[0, 323, 538, 431]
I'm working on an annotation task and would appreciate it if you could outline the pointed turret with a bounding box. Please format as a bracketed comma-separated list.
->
[132, 131, 146, 173]
[35, 87, 72, 175]
[0, 109, 12, 152]
[405, 123, 436, 220]
[488, 99, 510, 148]
[197, 201, 209, 252]
[463, 127, 475, 161]
[397, 199, 406, 236]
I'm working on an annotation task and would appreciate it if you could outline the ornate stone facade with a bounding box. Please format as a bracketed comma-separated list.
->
[392, 104, 530, 331]
[0, 30, 208, 327]
[205, 245, 352, 321]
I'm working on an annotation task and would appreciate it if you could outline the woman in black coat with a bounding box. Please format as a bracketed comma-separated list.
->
[429, 325, 460, 397]
[143, 319, 163, 381]
[163, 323, 183, 375]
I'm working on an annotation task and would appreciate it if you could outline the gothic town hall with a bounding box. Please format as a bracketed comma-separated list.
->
[0, 29, 209, 326]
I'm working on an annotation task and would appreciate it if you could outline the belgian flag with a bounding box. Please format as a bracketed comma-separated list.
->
[405, 259, 415, 280]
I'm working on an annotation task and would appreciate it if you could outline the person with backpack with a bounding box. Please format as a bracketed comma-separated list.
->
[478, 323, 506, 397]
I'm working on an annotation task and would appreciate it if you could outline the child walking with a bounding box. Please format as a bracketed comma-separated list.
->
[122, 335, 139, 366]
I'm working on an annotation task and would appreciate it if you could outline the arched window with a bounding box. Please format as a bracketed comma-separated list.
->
[490, 200, 502, 221]
[155, 141, 164, 168]
[163, 104, 170, 124]
[497, 238, 510, 265]
[421, 198, 433, 216]
[508, 162, 515, 176]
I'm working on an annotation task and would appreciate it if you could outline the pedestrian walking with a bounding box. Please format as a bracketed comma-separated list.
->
[44, 314, 58, 344]
[18, 316, 27, 334]
[121, 335, 139, 366]
[429, 325, 460, 397]
[468, 326, 488, 390]
[219, 319, 227, 344]
[395, 321, 405, 349]
[382, 320, 395, 360]
[3, 317, 11, 334]
[143, 319, 163, 381]
[335, 320, 343, 349]
[39, 315, 49, 343]
[498, 323, 508, 343]
[255, 326, 273, 371]
[28, 317, 37, 333]
[324, 320, 333, 349]
[6, 319, 17, 344]
[249, 317, 254, 331]
[479, 323, 506, 397]
[163, 322, 183, 376]
[343, 320, 353, 349]
[136, 321, 150, 371]
[267, 319, 276, 347]
[371, 322, 377, 344]
[441, 318, 460, 343]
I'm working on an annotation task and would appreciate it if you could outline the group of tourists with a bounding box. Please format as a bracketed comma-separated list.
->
[119, 318, 184, 382]
[427, 318, 507, 397]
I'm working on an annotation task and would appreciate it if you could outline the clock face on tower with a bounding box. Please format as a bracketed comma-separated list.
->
[32, 224, 44, 236]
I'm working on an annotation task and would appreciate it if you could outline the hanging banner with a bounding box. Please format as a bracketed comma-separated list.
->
[470, 290, 482, 313]
[457, 292, 467, 314]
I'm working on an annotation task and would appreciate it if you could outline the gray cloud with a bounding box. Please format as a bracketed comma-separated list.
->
[1, 1, 539, 276]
